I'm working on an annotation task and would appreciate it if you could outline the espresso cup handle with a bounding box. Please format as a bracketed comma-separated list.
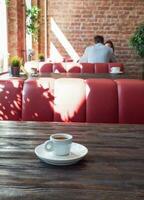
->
[44, 140, 54, 152]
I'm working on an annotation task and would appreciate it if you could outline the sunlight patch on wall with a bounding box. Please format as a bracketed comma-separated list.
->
[51, 18, 80, 62]
[50, 42, 63, 62]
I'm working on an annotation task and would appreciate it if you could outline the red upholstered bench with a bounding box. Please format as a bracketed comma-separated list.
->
[0, 78, 144, 124]
[38, 62, 124, 74]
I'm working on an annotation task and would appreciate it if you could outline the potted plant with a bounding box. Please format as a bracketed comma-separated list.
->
[129, 23, 144, 78]
[10, 56, 22, 77]
[38, 53, 45, 62]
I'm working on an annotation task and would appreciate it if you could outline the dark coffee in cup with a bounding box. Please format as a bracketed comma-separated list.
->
[53, 135, 68, 140]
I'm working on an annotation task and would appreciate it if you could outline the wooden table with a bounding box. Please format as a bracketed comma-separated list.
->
[0, 121, 144, 200]
[33, 72, 142, 79]
[1, 72, 143, 80]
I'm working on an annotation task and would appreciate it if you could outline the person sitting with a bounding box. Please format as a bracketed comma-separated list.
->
[105, 40, 115, 53]
[79, 35, 116, 63]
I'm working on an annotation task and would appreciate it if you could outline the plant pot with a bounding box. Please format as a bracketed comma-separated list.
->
[39, 58, 45, 62]
[11, 66, 20, 77]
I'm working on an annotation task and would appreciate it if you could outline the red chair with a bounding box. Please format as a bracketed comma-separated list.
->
[94, 63, 108, 73]
[81, 63, 95, 73]
[53, 63, 67, 73]
[108, 63, 124, 73]
[39, 63, 53, 74]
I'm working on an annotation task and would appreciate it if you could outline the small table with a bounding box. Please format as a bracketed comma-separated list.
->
[0, 121, 144, 200]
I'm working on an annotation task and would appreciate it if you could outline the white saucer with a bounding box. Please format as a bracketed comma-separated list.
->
[35, 142, 88, 166]
[110, 71, 123, 74]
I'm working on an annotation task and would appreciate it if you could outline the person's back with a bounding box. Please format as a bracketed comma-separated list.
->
[79, 35, 116, 63]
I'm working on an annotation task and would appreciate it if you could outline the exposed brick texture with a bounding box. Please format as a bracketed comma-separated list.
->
[8, 0, 25, 59]
[8, 0, 19, 57]
[7, 0, 144, 76]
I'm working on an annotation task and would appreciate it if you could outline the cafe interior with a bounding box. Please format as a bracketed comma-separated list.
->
[0, 0, 144, 199]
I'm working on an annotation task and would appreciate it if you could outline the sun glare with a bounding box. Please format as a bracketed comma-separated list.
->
[50, 18, 80, 62]
[50, 42, 63, 62]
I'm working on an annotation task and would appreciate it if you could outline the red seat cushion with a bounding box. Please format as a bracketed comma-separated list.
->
[115, 79, 144, 124]
[54, 78, 86, 122]
[0, 78, 24, 120]
[22, 78, 55, 121]
[39, 63, 53, 74]
[86, 79, 118, 123]
[81, 63, 95, 73]
[95, 63, 108, 73]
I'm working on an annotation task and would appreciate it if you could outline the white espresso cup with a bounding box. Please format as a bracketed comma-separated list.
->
[111, 67, 120, 73]
[44, 133, 73, 156]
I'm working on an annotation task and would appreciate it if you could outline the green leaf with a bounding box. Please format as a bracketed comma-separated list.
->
[129, 23, 144, 58]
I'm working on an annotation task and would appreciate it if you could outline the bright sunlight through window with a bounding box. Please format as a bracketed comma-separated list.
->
[0, 0, 8, 72]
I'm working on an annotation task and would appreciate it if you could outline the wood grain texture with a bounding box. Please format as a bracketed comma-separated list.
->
[0, 121, 144, 200]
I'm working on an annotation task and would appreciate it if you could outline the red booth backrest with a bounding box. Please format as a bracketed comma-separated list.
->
[53, 63, 67, 73]
[115, 79, 144, 124]
[81, 63, 95, 73]
[0, 78, 24, 120]
[86, 79, 118, 123]
[22, 78, 55, 121]
[95, 63, 109, 73]
[54, 78, 86, 122]
[39, 63, 53, 74]
[66, 63, 81, 73]
[38, 62, 124, 74]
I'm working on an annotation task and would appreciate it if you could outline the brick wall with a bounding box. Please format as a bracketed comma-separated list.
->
[8, 0, 19, 57]
[8, 0, 25, 59]
[7, 0, 144, 76]
[48, 0, 144, 75]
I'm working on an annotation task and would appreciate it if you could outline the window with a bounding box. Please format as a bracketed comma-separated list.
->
[25, 0, 32, 60]
[0, 0, 8, 72]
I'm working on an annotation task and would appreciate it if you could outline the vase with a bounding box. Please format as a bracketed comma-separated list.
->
[11, 66, 20, 77]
